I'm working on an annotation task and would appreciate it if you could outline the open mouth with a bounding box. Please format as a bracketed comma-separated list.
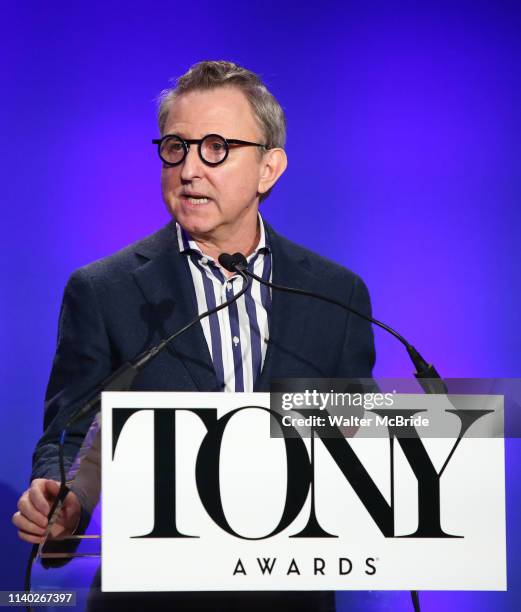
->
[181, 194, 211, 205]
[185, 196, 209, 204]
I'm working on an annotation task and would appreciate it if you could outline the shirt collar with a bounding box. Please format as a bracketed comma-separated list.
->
[176, 213, 271, 264]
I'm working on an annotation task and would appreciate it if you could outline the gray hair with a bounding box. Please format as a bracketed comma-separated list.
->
[157, 60, 286, 150]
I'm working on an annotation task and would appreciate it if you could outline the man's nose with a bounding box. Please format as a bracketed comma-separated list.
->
[180, 145, 204, 181]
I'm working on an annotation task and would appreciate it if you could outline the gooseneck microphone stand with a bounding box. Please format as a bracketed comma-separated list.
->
[218, 252, 446, 395]
[219, 252, 449, 612]
[24, 268, 251, 612]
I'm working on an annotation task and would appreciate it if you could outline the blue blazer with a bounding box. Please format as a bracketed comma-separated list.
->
[32, 221, 375, 481]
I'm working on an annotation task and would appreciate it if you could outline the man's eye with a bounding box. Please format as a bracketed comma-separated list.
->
[210, 142, 224, 151]
[167, 142, 184, 152]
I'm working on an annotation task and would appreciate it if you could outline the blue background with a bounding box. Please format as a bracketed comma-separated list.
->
[1, 1, 520, 610]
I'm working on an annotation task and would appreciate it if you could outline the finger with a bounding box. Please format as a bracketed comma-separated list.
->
[49, 519, 74, 539]
[43, 479, 61, 498]
[29, 482, 54, 516]
[12, 511, 46, 536]
[63, 490, 81, 512]
[17, 493, 48, 530]
[17, 529, 44, 545]
[52, 497, 82, 537]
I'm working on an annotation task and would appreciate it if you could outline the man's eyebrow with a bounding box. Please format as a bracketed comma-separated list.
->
[166, 132, 198, 140]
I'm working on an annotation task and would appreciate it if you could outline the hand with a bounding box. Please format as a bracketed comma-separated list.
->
[12, 479, 81, 544]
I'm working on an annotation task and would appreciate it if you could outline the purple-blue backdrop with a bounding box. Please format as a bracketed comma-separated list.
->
[2, 2, 520, 610]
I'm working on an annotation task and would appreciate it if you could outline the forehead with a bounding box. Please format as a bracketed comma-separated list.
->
[163, 87, 261, 138]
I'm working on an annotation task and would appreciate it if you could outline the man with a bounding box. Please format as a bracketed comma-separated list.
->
[13, 61, 375, 611]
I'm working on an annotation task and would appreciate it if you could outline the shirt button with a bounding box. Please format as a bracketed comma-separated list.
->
[233, 336, 240, 346]
[226, 282, 233, 290]
[200, 257, 208, 265]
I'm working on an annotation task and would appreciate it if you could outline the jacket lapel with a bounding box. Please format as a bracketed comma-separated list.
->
[255, 224, 317, 391]
[131, 223, 219, 391]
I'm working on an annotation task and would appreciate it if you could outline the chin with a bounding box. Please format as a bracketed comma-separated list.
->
[177, 217, 217, 239]
[169, 206, 211, 231]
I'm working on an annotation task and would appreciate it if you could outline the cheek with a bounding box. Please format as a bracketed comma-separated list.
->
[160, 170, 180, 216]
[161, 168, 178, 195]
[219, 162, 261, 197]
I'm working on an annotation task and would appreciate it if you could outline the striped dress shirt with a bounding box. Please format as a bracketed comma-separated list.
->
[176, 217, 272, 392]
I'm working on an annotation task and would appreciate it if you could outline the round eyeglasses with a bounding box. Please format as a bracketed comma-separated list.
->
[152, 133, 269, 167]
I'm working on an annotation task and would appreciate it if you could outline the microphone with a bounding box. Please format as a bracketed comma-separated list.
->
[217, 252, 239, 272]
[26, 264, 252, 592]
[218, 252, 446, 393]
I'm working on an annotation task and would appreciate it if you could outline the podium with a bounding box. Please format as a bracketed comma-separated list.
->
[34, 384, 507, 609]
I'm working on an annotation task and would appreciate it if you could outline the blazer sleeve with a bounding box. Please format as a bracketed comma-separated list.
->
[335, 274, 376, 378]
[31, 268, 113, 483]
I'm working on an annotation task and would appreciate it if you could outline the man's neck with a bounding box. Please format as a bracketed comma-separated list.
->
[192, 219, 261, 277]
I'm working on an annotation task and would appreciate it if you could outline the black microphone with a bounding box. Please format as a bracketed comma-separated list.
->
[26, 264, 253, 598]
[217, 252, 239, 272]
[218, 252, 446, 393]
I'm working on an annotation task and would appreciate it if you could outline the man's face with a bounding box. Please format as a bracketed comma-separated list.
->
[160, 87, 268, 243]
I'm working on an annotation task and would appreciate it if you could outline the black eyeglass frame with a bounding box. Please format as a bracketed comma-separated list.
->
[152, 133, 269, 167]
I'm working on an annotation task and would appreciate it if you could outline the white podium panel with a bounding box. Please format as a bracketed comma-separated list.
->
[101, 392, 506, 592]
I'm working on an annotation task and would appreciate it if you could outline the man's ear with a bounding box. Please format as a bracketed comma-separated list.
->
[258, 148, 288, 195]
